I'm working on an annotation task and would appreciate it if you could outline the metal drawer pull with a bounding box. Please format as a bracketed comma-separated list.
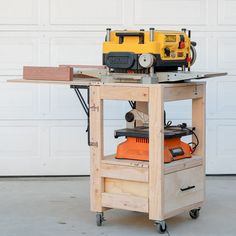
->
[180, 185, 195, 191]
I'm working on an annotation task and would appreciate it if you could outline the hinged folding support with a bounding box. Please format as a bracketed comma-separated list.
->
[70, 85, 91, 145]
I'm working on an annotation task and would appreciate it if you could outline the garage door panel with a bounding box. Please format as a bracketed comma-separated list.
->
[207, 120, 236, 174]
[50, 0, 124, 25]
[0, 83, 40, 118]
[217, 37, 236, 73]
[218, 0, 236, 25]
[134, 0, 207, 25]
[207, 32, 236, 75]
[207, 76, 236, 119]
[191, 32, 208, 71]
[49, 33, 103, 66]
[50, 126, 89, 158]
[0, 125, 40, 158]
[0, 33, 40, 75]
[0, 0, 39, 25]
[47, 85, 86, 119]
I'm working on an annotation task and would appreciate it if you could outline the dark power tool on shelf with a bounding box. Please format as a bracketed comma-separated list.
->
[114, 109, 198, 163]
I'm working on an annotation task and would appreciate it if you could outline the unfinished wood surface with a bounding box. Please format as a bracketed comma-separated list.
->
[104, 178, 148, 198]
[101, 163, 148, 182]
[23, 66, 73, 81]
[103, 155, 202, 174]
[164, 201, 203, 219]
[102, 155, 149, 168]
[102, 193, 148, 213]
[164, 155, 203, 174]
[148, 86, 164, 220]
[134, 101, 149, 126]
[164, 166, 204, 215]
[164, 84, 205, 102]
[192, 85, 206, 158]
[136, 101, 148, 114]
[192, 83, 206, 201]
[100, 86, 149, 101]
[89, 86, 105, 212]
[136, 102, 148, 128]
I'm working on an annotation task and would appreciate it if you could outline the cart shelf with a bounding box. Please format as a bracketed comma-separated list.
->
[102, 154, 203, 175]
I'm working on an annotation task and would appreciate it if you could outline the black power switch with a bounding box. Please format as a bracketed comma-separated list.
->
[170, 147, 184, 157]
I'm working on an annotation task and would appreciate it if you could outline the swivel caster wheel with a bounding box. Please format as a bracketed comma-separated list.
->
[96, 212, 105, 226]
[189, 208, 200, 219]
[155, 220, 167, 234]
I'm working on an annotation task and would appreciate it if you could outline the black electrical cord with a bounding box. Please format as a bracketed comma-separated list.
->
[165, 120, 172, 128]
[180, 126, 199, 153]
[128, 101, 136, 109]
[164, 120, 199, 154]
[164, 110, 172, 127]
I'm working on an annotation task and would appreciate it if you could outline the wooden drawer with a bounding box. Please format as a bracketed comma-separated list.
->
[164, 166, 204, 215]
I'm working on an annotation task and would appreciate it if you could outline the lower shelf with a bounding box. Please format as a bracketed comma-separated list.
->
[102, 154, 203, 177]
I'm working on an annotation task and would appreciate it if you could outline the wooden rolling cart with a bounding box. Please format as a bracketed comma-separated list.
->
[8, 77, 206, 233]
[89, 81, 205, 233]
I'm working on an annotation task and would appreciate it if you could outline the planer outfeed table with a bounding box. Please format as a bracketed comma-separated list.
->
[9, 78, 206, 233]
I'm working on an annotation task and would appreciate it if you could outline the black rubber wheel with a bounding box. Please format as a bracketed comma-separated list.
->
[96, 213, 103, 226]
[156, 222, 167, 234]
[189, 209, 200, 219]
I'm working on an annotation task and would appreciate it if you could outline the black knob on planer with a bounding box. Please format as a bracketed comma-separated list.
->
[125, 112, 135, 122]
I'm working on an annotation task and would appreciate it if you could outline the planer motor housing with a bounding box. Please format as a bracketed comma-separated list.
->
[103, 28, 196, 73]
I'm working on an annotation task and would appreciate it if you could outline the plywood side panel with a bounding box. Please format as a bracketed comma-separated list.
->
[101, 163, 148, 182]
[102, 192, 148, 213]
[104, 178, 148, 198]
[100, 86, 149, 101]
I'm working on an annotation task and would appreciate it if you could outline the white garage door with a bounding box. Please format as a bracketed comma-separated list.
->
[0, 0, 235, 175]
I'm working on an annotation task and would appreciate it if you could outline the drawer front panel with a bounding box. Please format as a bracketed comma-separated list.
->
[165, 166, 204, 215]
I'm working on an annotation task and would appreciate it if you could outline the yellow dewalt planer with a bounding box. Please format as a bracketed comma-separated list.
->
[75, 28, 225, 83]
[103, 28, 196, 73]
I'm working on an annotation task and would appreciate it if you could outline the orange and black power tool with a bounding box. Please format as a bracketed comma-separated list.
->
[114, 125, 195, 163]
